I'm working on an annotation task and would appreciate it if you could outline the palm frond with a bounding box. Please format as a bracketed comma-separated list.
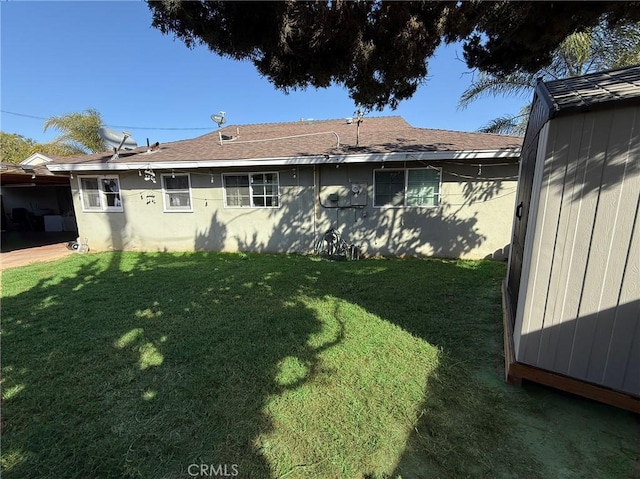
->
[478, 113, 527, 136]
[43, 108, 106, 154]
[458, 72, 536, 109]
[460, 17, 640, 121]
[557, 30, 593, 77]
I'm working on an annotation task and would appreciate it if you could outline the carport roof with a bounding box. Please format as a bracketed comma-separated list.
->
[0, 163, 69, 186]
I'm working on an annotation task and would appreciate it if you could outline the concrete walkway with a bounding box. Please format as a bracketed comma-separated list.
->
[0, 242, 74, 270]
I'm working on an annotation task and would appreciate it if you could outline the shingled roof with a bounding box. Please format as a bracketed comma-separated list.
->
[45, 116, 522, 170]
[540, 64, 640, 116]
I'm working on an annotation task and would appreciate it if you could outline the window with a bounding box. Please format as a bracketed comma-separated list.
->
[374, 170, 405, 206]
[374, 168, 441, 207]
[250, 173, 279, 207]
[78, 175, 123, 212]
[223, 175, 250, 207]
[162, 173, 192, 212]
[406, 169, 440, 206]
[223, 172, 279, 208]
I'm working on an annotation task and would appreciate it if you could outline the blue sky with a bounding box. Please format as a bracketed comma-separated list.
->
[1, 1, 529, 147]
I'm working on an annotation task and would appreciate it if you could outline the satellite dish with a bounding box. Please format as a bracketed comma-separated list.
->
[211, 111, 226, 128]
[99, 127, 138, 151]
[99, 127, 138, 160]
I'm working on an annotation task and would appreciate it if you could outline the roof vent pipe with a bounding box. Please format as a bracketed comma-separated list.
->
[355, 109, 364, 147]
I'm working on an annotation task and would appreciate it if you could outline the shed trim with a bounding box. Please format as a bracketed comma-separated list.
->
[513, 122, 550, 358]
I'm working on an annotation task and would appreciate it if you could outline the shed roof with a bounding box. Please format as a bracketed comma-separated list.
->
[43, 116, 522, 172]
[540, 64, 640, 115]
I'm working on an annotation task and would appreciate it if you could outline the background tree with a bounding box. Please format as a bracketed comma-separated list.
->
[0, 132, 34, 164]
[459, 21, 640, 134]
[43, 108, 106, 154]
[0, 132, 80, 164]
[147, 1, 640, 111]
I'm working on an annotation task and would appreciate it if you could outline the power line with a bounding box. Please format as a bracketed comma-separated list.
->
[0, 110, 213, 131]
[1, 110, 44, 120]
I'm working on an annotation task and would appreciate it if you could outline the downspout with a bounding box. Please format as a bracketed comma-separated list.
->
[313, 165, 318, 246]
[295, 166, 302, 252]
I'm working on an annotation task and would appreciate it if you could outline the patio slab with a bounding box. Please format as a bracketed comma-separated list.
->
[0, 242, 74, 270]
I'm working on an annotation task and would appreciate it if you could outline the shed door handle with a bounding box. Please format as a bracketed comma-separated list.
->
[516, 201, 523, 220]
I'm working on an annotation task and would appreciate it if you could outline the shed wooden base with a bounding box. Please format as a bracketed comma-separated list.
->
[501, 281, 640, 414]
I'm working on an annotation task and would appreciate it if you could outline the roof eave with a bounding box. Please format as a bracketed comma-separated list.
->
[46, 148, 521, 172]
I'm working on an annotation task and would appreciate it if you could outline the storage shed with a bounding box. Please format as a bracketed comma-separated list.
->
[503, 65, 640, 412]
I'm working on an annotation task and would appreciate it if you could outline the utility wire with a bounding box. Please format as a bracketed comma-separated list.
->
[0, 110, 213, 131]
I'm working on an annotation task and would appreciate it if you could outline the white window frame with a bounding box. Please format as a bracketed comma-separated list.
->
[373, 167, 442, 208]
[222, 172, 280, 208]
[161, 173, 193, 213]
[78, 175, 124, 212]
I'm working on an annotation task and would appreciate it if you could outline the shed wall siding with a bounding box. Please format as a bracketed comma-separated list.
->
[70, 162, 518, 260]
[516, 104, 640, 396]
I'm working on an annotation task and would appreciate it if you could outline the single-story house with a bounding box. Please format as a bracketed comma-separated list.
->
[24, 116, 522, 258]
[503, 64, 640, 412]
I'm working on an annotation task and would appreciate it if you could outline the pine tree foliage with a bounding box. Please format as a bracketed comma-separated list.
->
[147, 1, 640, 111]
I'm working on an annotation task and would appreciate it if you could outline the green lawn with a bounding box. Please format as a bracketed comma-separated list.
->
[1, 252, 637, 479]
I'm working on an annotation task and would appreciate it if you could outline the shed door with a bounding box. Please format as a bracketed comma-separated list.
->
[507, 140, 537, 323]
[506, 116, 552, 325]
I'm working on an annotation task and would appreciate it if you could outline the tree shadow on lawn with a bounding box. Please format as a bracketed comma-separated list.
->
[1, 253, 637, 479]
[301, 258, 638, 479]
[1, 252, 342, 478]
[336, 261, 638, 479]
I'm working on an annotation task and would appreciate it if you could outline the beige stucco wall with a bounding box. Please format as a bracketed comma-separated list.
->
[70, 160, 518, 260]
